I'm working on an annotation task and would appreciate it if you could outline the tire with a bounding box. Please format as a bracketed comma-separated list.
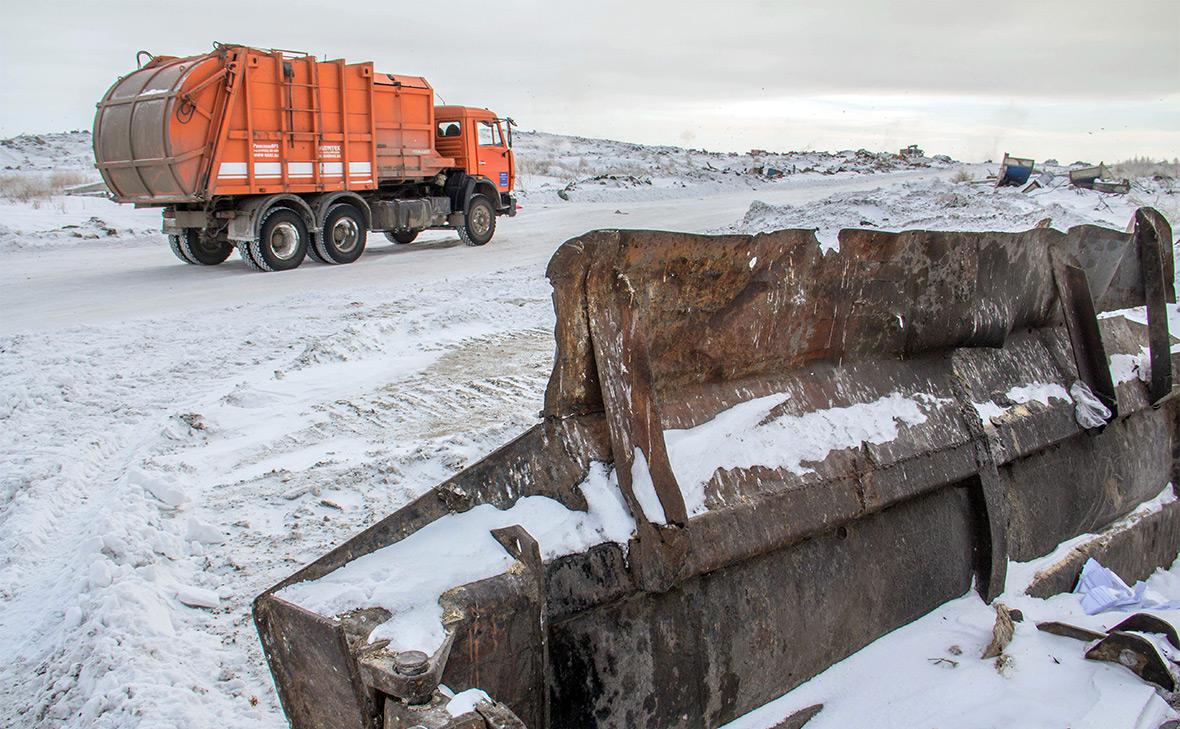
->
[316, 204, 367, 264]
[306, 236, 328, 263]
[250, 208, 308, 272]
[458, 194, 496, 246]
[237, 242, 264, 271]
[178, 229, 233, 266]
[169, 234, 196, 264]
[384, 229, 418, 245]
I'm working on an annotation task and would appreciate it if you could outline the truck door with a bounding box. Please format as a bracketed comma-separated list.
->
[475, 119, 513, 194]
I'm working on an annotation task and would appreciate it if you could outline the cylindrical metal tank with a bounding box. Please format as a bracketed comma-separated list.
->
[93, 52, 223, 202]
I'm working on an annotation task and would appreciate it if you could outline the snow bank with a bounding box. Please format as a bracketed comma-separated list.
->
[721, 175, 1175, 244]
[0, 131, 97, 171]
[277, 462, 635, 654]
[514, 130, 954, 204]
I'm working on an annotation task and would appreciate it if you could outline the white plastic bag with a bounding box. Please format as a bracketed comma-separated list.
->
[1070, 380, 1111, 429]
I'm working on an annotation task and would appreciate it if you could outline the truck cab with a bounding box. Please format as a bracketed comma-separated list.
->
[434, 106, 516, 212]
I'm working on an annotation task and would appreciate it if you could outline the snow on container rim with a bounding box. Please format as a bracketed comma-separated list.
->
[663, 391, 949, 517]
[276, 462, 636, 654]
[970, 381, 1071, 422]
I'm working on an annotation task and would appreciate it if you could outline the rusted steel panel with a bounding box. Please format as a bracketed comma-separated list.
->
[253, 596, 376, 729]
[257, 211, 1178, 729]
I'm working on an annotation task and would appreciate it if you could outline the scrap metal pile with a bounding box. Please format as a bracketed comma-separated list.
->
[255, 208, 1178, 729]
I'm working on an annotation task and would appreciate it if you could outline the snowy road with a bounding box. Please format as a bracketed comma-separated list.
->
[0, 168, 950, 335]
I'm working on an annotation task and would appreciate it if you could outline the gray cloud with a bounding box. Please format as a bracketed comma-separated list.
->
[1, 0, 1176, 161]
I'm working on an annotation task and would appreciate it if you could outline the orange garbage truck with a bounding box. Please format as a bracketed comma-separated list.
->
[93, 44, 517, 271]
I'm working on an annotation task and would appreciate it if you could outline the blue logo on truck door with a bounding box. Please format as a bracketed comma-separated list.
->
[500, 171, 509, 187]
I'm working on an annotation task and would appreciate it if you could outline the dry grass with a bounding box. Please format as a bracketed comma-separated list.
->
[516, 154, 653, 181]
[950, 168, 974, 184]
[1110, 156, 1179, 179]
[0, 171, 90, 201]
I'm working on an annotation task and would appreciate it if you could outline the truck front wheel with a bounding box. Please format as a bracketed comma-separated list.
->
[316, 204, 367, 264]
[458, 194, 496, 246]
[249, 208, 308, 272]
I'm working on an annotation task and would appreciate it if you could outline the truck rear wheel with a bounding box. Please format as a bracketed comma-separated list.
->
[250, 208, 308, 272]
[385, 229, 418, 245]
[316, 204, 367, 264]
[169, 234, 196, 264]
[179, 229, 233, 266]
[236, 242, 264, 271]
[458, 194, 495, 246]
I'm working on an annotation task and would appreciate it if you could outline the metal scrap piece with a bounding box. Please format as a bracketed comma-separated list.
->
[1086, 631, 1176, 691]
[1036, 621, 1106, 642]
[1109, 613, 1180, 649]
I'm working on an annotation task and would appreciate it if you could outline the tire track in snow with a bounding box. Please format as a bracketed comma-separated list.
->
[0, 272, 553, 728]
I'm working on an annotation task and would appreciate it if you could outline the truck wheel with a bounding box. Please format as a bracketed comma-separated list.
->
[316, 204, 367, 264]
[458, 194, 495, 246]
[169, 234, 196, 264]
[384, 230, 418, 245]
[236, 242, 264, 271]
[306, 236, 328, 263]
[250, 208, 308, 272]
[179, 229, 233, 265]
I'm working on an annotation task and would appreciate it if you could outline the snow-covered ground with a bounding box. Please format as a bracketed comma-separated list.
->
[0, 130, 1177, 729]
[512, 129, 954, 204]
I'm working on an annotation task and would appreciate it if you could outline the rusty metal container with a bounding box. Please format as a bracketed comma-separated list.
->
[255, 210, 1178, 729]
[93, 44, 451, 204]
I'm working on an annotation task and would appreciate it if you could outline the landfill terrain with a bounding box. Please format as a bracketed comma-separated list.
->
[1, 129, 1179, 728]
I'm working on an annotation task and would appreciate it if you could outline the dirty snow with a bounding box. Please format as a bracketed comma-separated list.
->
[277, 462, 635, 654]
[0, 129, 1175, 729]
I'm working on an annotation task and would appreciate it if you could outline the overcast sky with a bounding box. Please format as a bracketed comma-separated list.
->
[2, 0, 1176, 162]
